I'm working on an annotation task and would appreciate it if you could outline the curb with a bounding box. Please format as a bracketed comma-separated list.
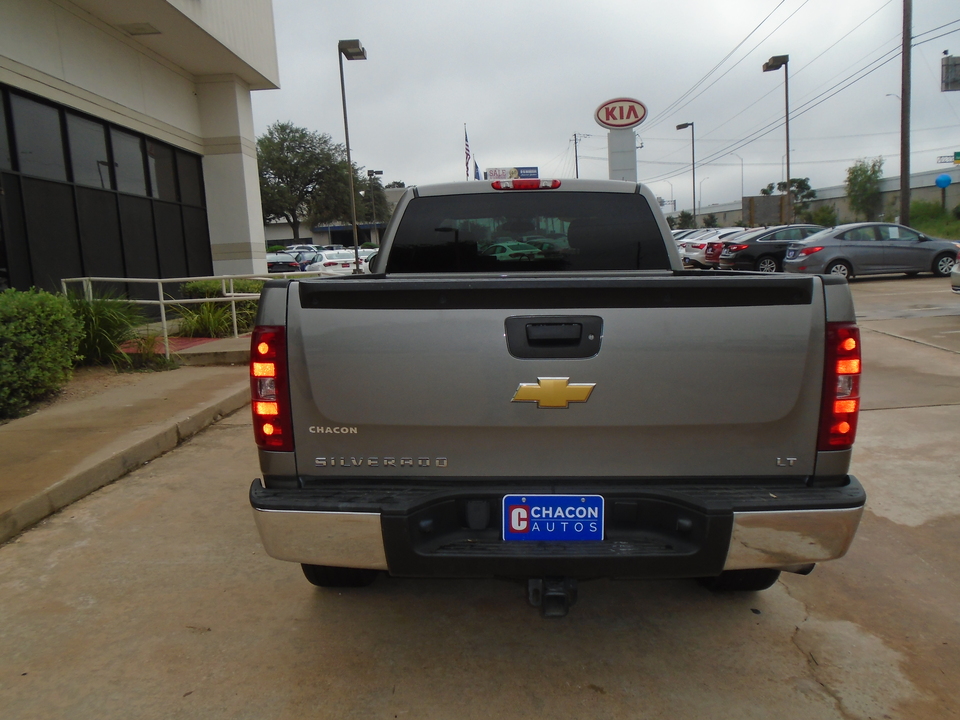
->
[0, 383, 250, 546]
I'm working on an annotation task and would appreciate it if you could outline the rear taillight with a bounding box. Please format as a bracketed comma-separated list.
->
[818, 322, 861, 452]
[726, 244, 749, 252]
[799, 246, 824, 257]
[323, 261, 338, 267]
[251, 326, 293, 452]
[691, 243, 707, 250]
[491, 179, 561, 190]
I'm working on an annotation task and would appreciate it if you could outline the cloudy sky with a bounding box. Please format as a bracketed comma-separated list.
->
[251, 0, 960, 212]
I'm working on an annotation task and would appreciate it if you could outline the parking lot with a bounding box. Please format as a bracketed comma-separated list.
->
[0, 275, 958, 720]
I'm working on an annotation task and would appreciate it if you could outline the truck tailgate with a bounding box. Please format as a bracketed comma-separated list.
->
[288, 275, 825, 479]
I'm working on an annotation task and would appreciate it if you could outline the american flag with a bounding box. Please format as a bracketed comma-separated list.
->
[464, 126, 471, 180]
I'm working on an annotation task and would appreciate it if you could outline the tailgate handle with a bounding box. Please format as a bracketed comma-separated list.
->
[505, 316, 603, 359]
[526, 323, 581, 345]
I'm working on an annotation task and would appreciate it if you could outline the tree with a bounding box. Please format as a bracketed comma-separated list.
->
[805, 204, 839, 227]
[845, 157, 884, 221]
[676, 210, 696, 229]
[257, 122, 349, 241]
[356, 174, 391, 223]
[703, 213, 719, 228]
[385, 180, 406, 189]
[759, 178, 817, 218]
[665, 214, 677, 230]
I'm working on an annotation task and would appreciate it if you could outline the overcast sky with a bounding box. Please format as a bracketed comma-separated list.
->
[251, 0, 960, 212]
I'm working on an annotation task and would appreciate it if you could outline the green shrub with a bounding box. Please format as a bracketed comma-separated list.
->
[68, 293, 143, 367]
[176, 280, 260, 337]
[267, 245, 286, 252]
[174, 300, 258, 337]
[954, 203, 960, 221]
[910, 200, 946, 224]
[180, 279, 264, 299]
[0, 289, 83, 418]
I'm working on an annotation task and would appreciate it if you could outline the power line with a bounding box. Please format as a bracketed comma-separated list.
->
[644, 0, 790, 131]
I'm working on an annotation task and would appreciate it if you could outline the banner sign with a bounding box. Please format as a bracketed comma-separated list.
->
[486, 167, 539, 180]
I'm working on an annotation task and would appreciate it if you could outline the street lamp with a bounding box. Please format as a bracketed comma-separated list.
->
[676, 122, 696, 227]
[338, 39, 367, 273]
[367, 169, 382, 245]
[730, 153, 744, 201]
[763, 54, 791, 223]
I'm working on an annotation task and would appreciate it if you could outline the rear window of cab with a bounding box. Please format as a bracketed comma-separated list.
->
[386, 192, 671, 273]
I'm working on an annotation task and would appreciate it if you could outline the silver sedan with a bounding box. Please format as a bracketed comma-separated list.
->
[783, 222, 959, 279]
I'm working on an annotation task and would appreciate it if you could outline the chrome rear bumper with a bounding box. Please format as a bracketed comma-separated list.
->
[252, 489, 864, 574]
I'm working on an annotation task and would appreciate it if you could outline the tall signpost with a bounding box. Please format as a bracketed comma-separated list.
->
[594, 98, 647, 184]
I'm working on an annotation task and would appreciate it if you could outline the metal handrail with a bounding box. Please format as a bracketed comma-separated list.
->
[61, 270, 334, 359]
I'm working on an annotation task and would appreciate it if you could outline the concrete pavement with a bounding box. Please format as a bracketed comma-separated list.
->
[0, 337, 251, 545]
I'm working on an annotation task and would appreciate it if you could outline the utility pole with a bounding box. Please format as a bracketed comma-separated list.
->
[573, 133, 580, 178]
[900, 0, 912, 226]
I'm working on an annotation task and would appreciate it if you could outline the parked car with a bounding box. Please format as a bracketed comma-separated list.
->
[717, 225, 823, 272]
[304, 250, 362, 275]
[266, 252, 301, 273]
[480, 241, 544, 261]
[783, 223, 960, 279]
[292, 250, 322, 270]
[284, 244, 320, 254]
[951, 250, 960, 294]
[681, 228, 745, 269]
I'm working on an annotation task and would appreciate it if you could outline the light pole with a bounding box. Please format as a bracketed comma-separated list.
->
[763, 54, 791, 223]
[676, 122, 696, 227]
[699, 177, 709, 218]
[367, 169, 382, 245]
[338, 39, 366, 273]
[730, 153, 744, 201]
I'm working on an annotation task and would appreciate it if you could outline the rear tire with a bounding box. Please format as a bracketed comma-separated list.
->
[826, 260, 852, 279]
[755, 256, 779, 273]
[697, 568, 781, 592]
[301, 564, 379, 588]
[932, 253, 956, 278]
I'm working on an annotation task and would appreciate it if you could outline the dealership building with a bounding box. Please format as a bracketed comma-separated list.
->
[0, 0, 278, 292]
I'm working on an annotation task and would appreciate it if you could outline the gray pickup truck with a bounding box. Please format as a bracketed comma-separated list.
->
[249, 178, 865, 616]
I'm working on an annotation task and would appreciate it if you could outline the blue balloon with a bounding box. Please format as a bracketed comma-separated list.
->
[935, 174, 953, 189]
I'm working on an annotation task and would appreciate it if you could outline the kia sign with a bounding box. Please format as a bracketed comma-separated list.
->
[595, 98, 647, 130]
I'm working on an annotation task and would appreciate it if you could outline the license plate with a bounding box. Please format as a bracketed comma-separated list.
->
[503, 494, 604, 541]
[786, 250, 797, 259]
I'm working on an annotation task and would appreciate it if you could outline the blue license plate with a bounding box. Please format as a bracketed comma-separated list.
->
[503, 494, 604, 541]
[786, 250, 797, 258]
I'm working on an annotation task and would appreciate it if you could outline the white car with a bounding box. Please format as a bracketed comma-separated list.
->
[305, 250, 363, 275]
[680, 228, 745, 269]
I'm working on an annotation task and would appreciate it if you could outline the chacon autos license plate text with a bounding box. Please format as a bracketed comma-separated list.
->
[502, 494, 604, 541]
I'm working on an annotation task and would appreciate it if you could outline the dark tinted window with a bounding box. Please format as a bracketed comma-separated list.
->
[386, 192, 670, 273]
[111, 129, 146, 195]
[147, 140, 177, 201]
[10, 94, 66, 180]
[67, 113, 112, 189]
[0, 97, 11, 170]
[176, 150, 203, 206]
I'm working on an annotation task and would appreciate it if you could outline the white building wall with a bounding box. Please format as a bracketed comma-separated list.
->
[164, 0, 279, 85]
[0, 0, 203, 147]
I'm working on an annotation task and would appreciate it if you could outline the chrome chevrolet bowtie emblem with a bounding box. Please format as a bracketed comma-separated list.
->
[511, 377, 596, 409]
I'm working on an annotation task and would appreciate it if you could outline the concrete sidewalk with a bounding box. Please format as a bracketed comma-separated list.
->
[0, 337, 251, 545]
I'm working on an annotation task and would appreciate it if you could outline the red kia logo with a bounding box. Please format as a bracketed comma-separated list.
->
[594, 98, 647, 129]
